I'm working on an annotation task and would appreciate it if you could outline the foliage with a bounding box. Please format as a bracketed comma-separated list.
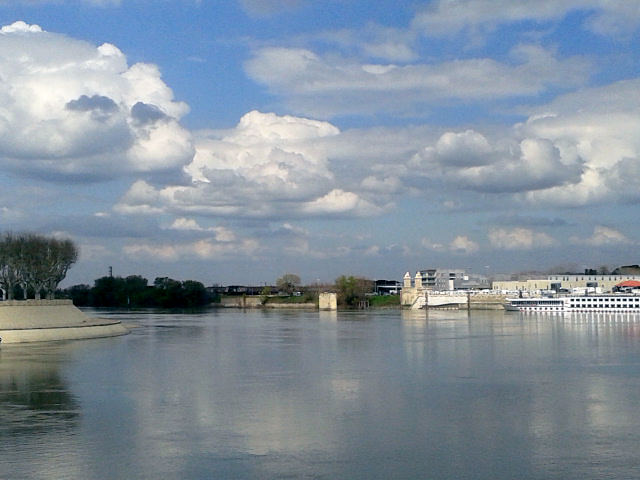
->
[0, 232, 78, 300]
[65, 284, 92, 306]
[260, 285, 272, 305]
[64, 275, 211, 309]
[334, 275, 374, 307]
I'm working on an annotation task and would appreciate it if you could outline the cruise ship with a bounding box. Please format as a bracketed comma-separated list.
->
[506, 294, 640, 313]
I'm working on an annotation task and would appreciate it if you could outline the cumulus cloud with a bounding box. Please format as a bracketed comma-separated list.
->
[112, 75, 640, 228]
[488, 227, 557, 250]
[0, 21, 43, 33]
[245, 44, 589, 118]
[570, 226, 632, 246]
[169, 218, 237, 242]
[0, 21, 193, 181]
[410, 131, 582, 194]
[450, 236, 479, 254]
[403, 76, 640, 208]
[116, 111, 390, 220]
[521, 79, 640, 206]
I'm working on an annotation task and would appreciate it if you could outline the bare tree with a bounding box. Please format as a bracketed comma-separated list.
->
[0, 232, 78, 300]
[0, 232, 24, 300]
[277, 273, 301, 295]
[42, 238, 79, 299]
[22, 234, 49, 299]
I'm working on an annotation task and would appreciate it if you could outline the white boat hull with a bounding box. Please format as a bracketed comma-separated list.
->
[507, 294, 640, 313]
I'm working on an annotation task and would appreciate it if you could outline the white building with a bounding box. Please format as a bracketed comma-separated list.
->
[416, 269, 490, 291]
[401, 268, 490, 307]
[493, 274, 640, 294]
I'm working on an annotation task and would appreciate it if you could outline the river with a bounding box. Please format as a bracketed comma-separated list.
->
[2, 308, 640, 479]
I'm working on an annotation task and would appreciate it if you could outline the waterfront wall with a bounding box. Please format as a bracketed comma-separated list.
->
[401, 271, 506, 309]
[469, 294, 508, 310]
[0, 299, 129, 344]
[219, 296, 316, 309]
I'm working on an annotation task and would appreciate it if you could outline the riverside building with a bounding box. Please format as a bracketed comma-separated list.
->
[493, 274, 640, 294]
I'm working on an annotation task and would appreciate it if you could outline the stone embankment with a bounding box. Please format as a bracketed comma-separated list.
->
[0, 299, 129, 344]
[404, 292, 508, 310]
[468, 294, 508, 310]
[219, 297, 316, 309]
[219, 293, 508, 311]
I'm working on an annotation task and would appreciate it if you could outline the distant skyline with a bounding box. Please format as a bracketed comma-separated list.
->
[0, 1, 638, 287]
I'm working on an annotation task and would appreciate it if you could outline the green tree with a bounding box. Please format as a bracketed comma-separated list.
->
[65, 275, 211, 309]
[122, 275, 150, 306]
[260, 285, 272, 305]
[182, 280, 208, 308]
[65, 284, 92, 306]
[154, 277, 184, 308]
[90, 276, 127, 307]
[334, 275, 374, 307]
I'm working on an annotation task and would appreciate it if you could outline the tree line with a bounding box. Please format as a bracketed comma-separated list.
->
[0, 232, 78, 300]
[275, 273, 379, 307]
[63, 275, 212, 309]
[63, 273, 377, 309]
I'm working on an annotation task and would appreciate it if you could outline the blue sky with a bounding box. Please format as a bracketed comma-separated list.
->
[0, 1, 639, 287]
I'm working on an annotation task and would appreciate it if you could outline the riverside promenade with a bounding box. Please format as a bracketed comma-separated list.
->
[0, 299, 129, 344]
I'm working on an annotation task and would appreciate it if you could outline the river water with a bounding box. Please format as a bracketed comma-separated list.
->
[2, 308, 640, 479]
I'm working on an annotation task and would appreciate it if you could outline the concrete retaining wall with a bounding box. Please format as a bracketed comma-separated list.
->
[0, 299, 129, 344]
[219, 296, 316, 309]
[319, 293, 337, 310]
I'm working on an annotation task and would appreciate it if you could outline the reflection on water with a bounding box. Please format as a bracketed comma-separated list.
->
[0, 344, 79, 436]
[2, 309, 640, 479]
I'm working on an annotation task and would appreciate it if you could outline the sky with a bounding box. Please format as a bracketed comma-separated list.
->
[0, 1, 639, 288]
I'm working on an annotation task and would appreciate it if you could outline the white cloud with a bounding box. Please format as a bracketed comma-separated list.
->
[403, 77, 640, 208]
[169, 218, 237, 242]
[413, 0, 640, 38]
[113, 76, 640, 224]
[0, 21, 42, 33]
[450, 236, 479, 254]
[0, 21, 193, 181]
[123, 237, 260, 262]
[570, 226, 632, 246]
[421, 238, 446, 252]
[410, 131, 581, 194]
[245, 45, 589, 118]
[300, 189, 384, 216]
[521, 79, 640, 206]
[117, 111, 390, 220]
[170, 218, 202, 231]
[488, 227, 557, 250]
[319, 23, 417, 63]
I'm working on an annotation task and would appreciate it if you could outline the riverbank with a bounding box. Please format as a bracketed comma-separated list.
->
[219, 296, 316, 309]
[0, 299, 130, 344]
[219, 293, 507, 310]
